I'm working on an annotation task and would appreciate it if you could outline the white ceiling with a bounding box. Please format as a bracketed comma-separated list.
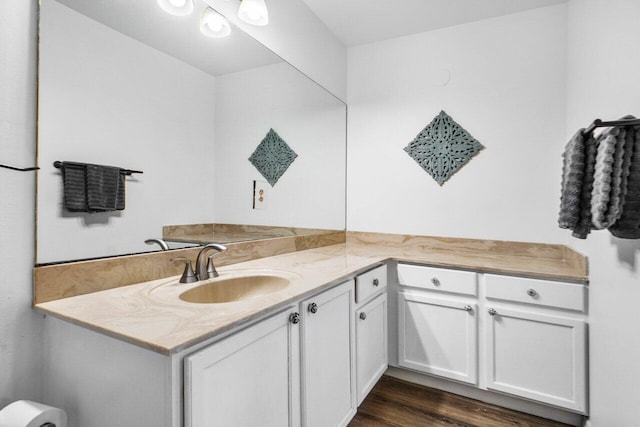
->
[54, 0, 282, 76]
[301, 0, 568, 47]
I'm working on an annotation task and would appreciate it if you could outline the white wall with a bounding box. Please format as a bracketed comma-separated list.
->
[347, 5, 568, 244]
[38, 0, 216, 263]
[214, 62, 346, 230]
[207, 0, 347, 102]
[0, 0, 43, 408]
[565, 1, 640, 425]
[348, 2, 640, 425]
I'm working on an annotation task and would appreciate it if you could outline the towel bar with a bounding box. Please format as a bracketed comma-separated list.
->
[583, 117, 640, 135]
[53, 161, 143, 176]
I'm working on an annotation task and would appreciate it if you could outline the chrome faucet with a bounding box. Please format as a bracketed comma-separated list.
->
[145, 238, 169, 251]
[195, 243, 227, 280]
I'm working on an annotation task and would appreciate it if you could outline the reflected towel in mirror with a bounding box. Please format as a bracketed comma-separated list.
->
[60, 161, 125, 212]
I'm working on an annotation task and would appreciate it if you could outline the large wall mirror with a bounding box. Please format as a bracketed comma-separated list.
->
[37, 0, 347, 264]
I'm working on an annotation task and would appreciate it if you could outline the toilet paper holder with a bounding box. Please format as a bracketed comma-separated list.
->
[0, 400, 67, 427]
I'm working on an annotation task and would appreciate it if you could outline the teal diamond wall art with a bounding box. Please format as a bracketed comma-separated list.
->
[248, 128, 298, 186]
[404, 111, 484, 186]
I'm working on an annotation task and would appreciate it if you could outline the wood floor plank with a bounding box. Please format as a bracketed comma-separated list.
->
[349, 376, 572, 427]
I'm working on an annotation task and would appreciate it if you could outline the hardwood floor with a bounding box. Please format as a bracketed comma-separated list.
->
[349, 376, 571, 427]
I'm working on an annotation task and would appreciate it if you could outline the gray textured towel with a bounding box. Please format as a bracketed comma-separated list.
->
[572, 133, 597, 239]
[559, 130, 586, 230]
[610, 125, 640, 238]
[559, 129, 598, 238]
[591, 126, 627, 229]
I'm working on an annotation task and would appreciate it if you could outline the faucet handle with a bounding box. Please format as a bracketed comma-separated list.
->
[171, 257, 197, 283]
[206, 255, 220, 279]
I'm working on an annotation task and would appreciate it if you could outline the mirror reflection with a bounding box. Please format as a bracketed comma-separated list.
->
[37, 0, 347, 264]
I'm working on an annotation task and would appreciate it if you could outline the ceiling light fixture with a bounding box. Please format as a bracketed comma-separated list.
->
[200, 8, 231, 38]
[157, 0, 194, 16]
[238, 0, 269, 26]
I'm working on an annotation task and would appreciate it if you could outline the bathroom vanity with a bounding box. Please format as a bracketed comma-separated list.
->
[36, 234, 588, 427]
[395, 264, 587, 413]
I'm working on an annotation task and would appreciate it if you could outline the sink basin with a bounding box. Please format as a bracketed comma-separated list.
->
[179, 274, 292, 304]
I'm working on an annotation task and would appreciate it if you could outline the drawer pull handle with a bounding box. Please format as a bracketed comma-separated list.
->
[359, 312, 367, 320]
[289, 312, 301, 324]
[431, 277, 441, 286]
[464, 305, 473, 312]
[308, 303, 318, 314]
[527, 288, 537, 297]
[488, 308, 497, 316]
[373, 278, 380, 287]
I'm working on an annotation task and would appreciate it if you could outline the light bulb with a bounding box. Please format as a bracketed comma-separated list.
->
[157, 0, 194, 16]
[200, 8, 231, 38]
[238, 0, 269, 26]
[247, 7, 261, 20]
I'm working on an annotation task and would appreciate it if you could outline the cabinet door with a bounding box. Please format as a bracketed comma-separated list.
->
[485, 307, 587, 413]
[356, 292, 387, 405]
[301, 281, 355, 427]
[184, 308, 300, 427]
[398, 292, 478, 384]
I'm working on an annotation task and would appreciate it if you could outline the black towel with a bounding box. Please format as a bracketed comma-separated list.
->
[610, 125, 640, 238]
[61, 162, 86, 211]
[86, 164, 124, 211]
[61, 162, 125, 213]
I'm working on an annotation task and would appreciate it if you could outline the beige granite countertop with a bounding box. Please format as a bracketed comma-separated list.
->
[35, 234, 588, 356]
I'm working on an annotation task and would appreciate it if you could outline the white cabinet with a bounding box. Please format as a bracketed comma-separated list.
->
[484, 273, 587, 413]
[398, 292, 478, 385]
[184, 280, 357, 427]
[396, 264, 588, 415]
[355, 293, 388, 405]
[300, 281, 356, 427]
[485, 307, 587, 413]
[184, 307, 301, 427]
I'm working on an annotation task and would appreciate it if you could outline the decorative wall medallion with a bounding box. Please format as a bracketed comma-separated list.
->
[404, 111, 484, 186]
[248, 128, 298, 186]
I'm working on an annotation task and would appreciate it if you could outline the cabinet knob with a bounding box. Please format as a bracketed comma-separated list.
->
[488, 308, 497, 316]
[359, 312, 367, 320]
[464, 305, 473, 312]
[308, 303, 318, 314]
[431, 277, 440, 286]
[373, 278, 379, 287]
[289, 312, 300, 324]
[527, 288, 537, 297]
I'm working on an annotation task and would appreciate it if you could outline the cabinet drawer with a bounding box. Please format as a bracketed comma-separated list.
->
[355, 264, 387, 304]
[397, 264, 477, 296]
[485, 274, 586, 312]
